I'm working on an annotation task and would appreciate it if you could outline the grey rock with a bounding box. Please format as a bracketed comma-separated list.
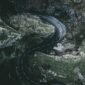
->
[0, 27, 21, 48]
[3, 14, 55, 45]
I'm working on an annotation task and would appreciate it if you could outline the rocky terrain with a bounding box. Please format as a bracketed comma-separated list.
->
[0, 0, 85, 85]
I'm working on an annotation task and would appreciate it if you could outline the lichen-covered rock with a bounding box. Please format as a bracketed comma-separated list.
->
[3, 14, 55, 44]
[0, 27, 21, 48]
[0, 0, 85, 85]
[0, 14, 55, 64]
[0, 27, 22, 64]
